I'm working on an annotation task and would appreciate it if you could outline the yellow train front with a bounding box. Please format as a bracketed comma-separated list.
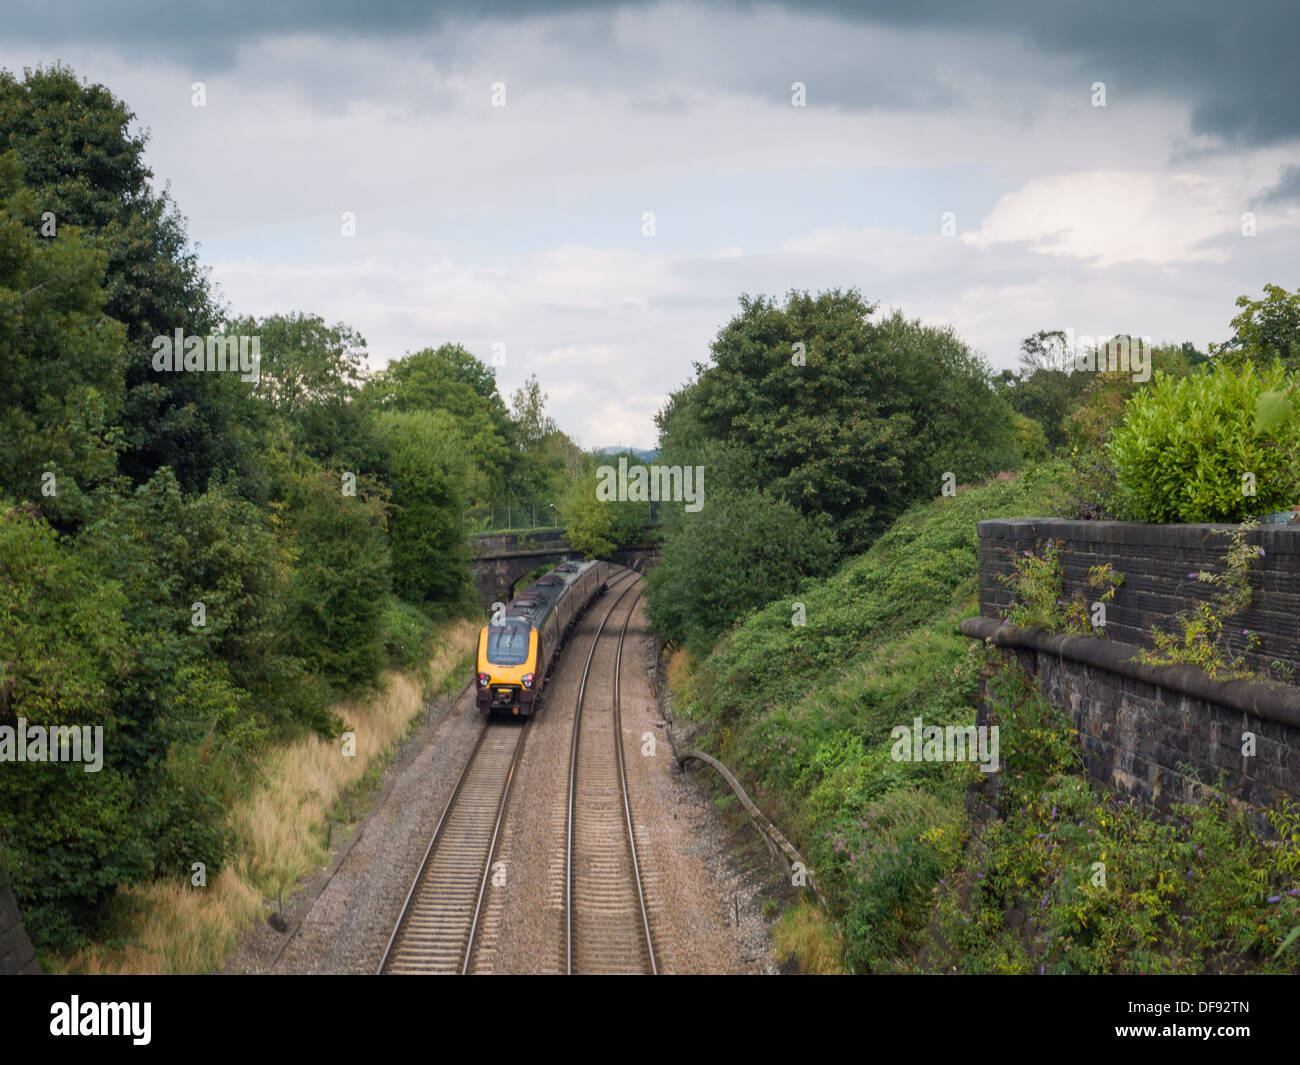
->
[475, 559, 611, 716]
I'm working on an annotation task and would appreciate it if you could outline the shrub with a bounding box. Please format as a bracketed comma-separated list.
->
[380, 597, 439, 672]
[1108, 363, 1300, 522]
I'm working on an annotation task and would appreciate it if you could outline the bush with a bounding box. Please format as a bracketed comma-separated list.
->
[380, 597, 439, 672]
[646, 486, 837, 657]
[1109, 363, 1300, 522]
[1012, 413, 1049, 463]
[0, 501, 145, 950]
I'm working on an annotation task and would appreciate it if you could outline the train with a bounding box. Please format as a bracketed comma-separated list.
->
[474, 559, 613, 716]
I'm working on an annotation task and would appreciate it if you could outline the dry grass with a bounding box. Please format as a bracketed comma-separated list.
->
[53, 617, 478, 975]
[664, 645, 697, 706]
[773, 900, 847, 975]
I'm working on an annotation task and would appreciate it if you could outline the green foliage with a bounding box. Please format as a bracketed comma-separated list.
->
[0, 150, 126, 529]
[559, 451, 654, 557]
[280, 459, 392, 696]
[931, 657, 1298, 975]
[227, 311, 376, 469]
[1109, 363, 1300, 522]
[996, 330, 1091, 452]
[362, 343, 511, 507]
[0, 502, 145, 950]
[1011, 413, 1049, 463]
[998, 538, 1123, 635]
[560, 470, 615, 557]
[0, 63, 490, 955]
[0, 64, 260, 497]
[1137, 523, 1265, 679]
[646, 486, 837, 658]
[671, 464, 1069, 969]
[379, 597, 439, 673]
[1213, 283, 1300, 373]
[680, 289, 1018, 556]
[373, 409, 472, 609]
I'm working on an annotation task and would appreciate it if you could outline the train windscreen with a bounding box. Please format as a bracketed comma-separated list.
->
[486, 626, 530, 665]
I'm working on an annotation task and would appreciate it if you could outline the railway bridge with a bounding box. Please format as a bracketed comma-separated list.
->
[468, 527, 659, 607]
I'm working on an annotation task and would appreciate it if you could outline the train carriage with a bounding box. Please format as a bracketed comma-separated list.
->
[475, 559, 612, 716]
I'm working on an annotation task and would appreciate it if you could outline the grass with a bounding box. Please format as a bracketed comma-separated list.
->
[51, 616, 478, 974]
[667, 458, 1300, 973]
[772, 900, 848, 974]
[668, 464, 1070, 972]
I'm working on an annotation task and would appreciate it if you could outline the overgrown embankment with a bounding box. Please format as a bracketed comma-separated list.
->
[49, 619, 477, 975]
[667, 462, 1300, 973]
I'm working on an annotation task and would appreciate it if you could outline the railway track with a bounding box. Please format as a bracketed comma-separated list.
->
[377, 719, 527, 974]
[378, 569, 639, 975]
[566, 580, 657, 974]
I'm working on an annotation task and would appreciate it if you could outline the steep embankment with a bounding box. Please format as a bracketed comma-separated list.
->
[671, 461, 1300, 974]
[668, 463, 1071, 971]
[50, 620, 478, 974]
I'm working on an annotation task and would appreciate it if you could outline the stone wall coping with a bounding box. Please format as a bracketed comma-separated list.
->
[959, 615, 1300, 729]
[976, 517, 1300, 553]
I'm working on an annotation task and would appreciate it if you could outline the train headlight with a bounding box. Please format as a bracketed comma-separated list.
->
[477, 672, 491, 687]
[521, 673, 534, 689]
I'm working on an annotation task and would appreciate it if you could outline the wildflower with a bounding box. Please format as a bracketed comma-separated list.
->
[1268, 895, 1281, 903]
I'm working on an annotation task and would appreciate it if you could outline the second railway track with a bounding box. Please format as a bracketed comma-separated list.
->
[566, 580, 657, 974]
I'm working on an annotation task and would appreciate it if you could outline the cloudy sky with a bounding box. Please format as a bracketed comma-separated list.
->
[5, 1, 1298, 447]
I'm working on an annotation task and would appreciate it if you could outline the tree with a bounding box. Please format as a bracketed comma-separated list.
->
[645, 486, 837, 657]
[685, 289, 1017, 554]
[510, 374, 558, 451]
[227, 311, 376, 468]
[0, 64, 258, 496]
[0, 501, 142, 950]
[280, 458, 391, 694]
[362, 344, 511, 506]
[373, 410, 472, 608]
[1017, 329, 1072, 373]
[0, 150, 126, 528]
[1212, 284, 1300, 373]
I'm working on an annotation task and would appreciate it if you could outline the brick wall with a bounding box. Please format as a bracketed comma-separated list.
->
[977, 519, 1300, 680]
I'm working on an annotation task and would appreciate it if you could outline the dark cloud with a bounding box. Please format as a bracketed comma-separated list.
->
[1260, 164, 1300, 204]
[5, 0, 1299, 147]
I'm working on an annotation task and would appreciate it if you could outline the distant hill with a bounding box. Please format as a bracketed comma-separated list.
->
[593, 446, 660, 462]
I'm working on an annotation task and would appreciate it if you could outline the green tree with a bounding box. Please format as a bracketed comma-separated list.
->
[0, 64, 260, 497]
[373, 410, 472, 608]
[0, 501, 143, 950]
[645, 486, 837, 657]
[1212, 284, 1300, 373]
[685, 289, 1017, 554]
[227, 311, 376, 468]
[362, 343, 510, 507]
[280, 457, 392, 694]
[0, 150, 126, 528]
